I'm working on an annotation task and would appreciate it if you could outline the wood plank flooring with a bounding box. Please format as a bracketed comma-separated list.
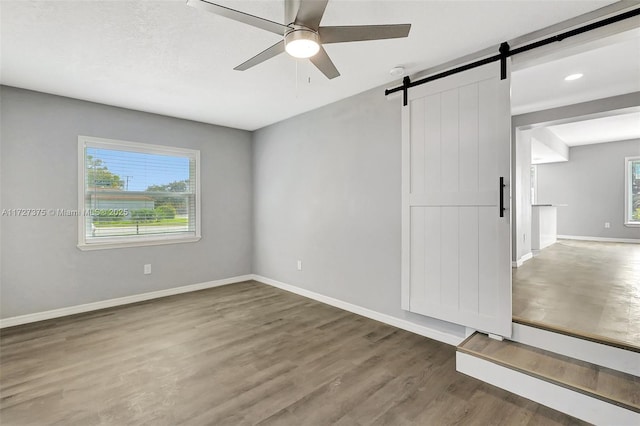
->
[1, 281, 586, 425]
[459, 333, 640, 412]
[513, 239, 640, 349]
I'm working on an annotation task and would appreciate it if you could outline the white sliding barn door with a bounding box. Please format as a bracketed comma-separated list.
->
[401, 62, 512, 337]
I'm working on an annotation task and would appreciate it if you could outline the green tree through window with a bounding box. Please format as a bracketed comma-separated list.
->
[86, 155, 124, 189]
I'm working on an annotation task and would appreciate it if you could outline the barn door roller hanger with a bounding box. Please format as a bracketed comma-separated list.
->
[385, 7, 640, 106]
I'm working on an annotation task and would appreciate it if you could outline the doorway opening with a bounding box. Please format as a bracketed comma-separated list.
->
[510, 27, 640, 349]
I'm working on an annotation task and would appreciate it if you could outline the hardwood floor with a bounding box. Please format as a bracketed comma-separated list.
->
[1, 281, 585, 425]
[513, 239, 640, 349]
[460, 333, 640, 412]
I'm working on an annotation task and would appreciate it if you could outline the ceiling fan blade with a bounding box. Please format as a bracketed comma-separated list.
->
[284, 0, 301, 25]
[309, 46, 340, 79]
[319, 24, 411, 44]
[187, 0, 290, 35]
[294, 0, 329, 30]
[234, 41, 285, 71]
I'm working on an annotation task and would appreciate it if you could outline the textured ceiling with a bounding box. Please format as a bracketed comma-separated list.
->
[531, 110, 640, 164]
[547, 111, 640, 146]
[511, 29, 640, 115]
[0, 0, 621, 130]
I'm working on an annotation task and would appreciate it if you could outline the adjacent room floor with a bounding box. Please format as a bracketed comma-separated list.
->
[1, 281, 585, 425]
[513, 239, 640, 349]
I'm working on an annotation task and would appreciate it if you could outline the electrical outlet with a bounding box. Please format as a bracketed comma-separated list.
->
[144, 264, 151, 275]
[604, 222, 610, 229]
[297, 260, 302, 271]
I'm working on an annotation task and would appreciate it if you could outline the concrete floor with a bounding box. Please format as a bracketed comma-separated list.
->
[513, 239, 640, 349]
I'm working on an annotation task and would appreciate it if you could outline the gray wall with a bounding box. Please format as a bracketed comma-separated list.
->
[0, 86, 253, 318]
[253, 86, 465, 339]
[537, 139, 640, 240]
[512, 93, 640, 258]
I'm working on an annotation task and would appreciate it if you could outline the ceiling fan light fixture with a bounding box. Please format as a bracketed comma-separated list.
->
[285, 28, 320, 59]
[189, 0, 411, 79]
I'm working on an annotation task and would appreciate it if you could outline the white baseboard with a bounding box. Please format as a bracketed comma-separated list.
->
[456, 352, 639, 425]
[511, 322, 639, 376]
[2, 273, 465, 347]
[251, 274, 465, 346]
[512, 252, 533, 268]
[558, 235, 640, 244]
[0, 274, 253, 329]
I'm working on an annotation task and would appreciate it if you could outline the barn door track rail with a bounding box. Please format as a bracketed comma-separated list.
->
[385, 7, 640, 106]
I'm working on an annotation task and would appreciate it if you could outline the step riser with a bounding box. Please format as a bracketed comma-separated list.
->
[456, 352, 640, 425]
[512, 323, 639, 376]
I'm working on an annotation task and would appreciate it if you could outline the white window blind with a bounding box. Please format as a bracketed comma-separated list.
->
[626, 156, 640, 227]
[78, 136, 201, 250]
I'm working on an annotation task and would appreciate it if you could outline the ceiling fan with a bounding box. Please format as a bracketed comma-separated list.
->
[187, 0, 411, 79]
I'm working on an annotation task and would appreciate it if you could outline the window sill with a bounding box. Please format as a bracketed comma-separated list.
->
[624, 222, 640, 228]
[78, 235, 201, 251]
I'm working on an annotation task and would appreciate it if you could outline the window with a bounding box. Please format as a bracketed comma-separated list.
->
[78, 136, 200, 250]
[625, 156, 640, 227]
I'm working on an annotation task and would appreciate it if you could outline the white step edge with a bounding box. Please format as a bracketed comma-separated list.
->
[456, 351, 640, 425]
[512, 322, 639, 376]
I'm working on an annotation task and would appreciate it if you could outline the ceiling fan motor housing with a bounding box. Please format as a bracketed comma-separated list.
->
[186, 0, 411, 79]
[284, 26, 320, 58]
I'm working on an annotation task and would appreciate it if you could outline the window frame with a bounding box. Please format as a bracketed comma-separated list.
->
[624, 156, 640, 228]
[77, 136, 201, 250]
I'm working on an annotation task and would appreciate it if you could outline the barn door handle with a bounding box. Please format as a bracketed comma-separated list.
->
[499, 177, 506, 217]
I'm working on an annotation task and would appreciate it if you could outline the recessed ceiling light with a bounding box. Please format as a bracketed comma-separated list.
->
[564, 73, 583, 81]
